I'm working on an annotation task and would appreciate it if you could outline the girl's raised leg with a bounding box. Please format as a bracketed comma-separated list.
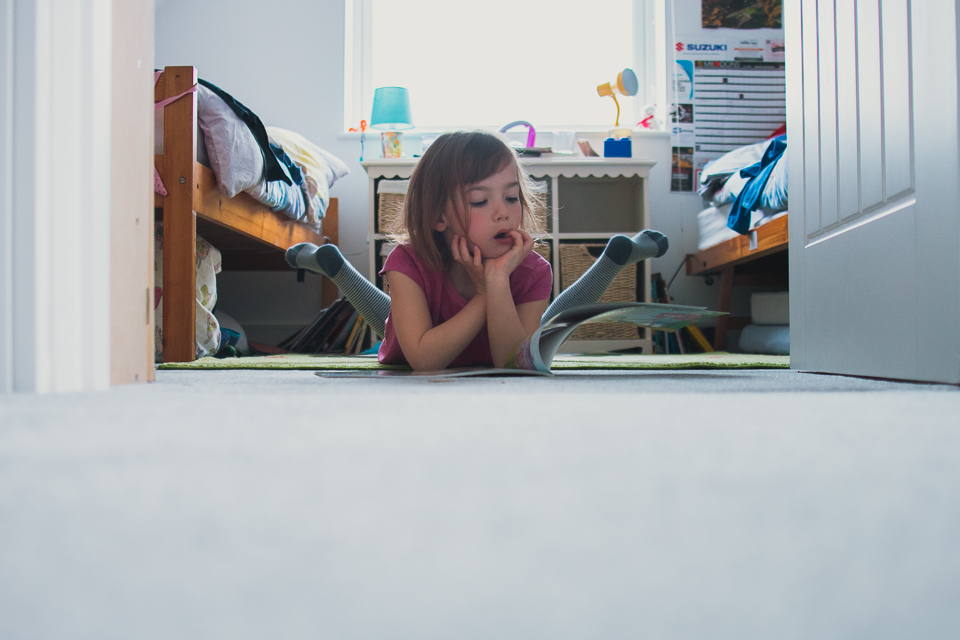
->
[541, 229, 668, 324]
[286, 243, 391, 338]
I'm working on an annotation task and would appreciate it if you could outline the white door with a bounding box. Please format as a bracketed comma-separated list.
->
[786, 0, 960, 384]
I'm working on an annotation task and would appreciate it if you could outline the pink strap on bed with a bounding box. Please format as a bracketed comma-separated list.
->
[153, 71, 199, 195]
[153, 69, 199, 109]
[154, 86, 197, 110]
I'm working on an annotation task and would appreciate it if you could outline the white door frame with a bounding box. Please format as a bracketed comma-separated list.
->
[1, 0, 113, 393]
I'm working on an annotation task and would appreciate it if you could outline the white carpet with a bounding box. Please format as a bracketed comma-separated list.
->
[1, 370, 958, 640]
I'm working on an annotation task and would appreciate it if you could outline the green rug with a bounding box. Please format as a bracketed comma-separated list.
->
[157, 352, 789, 371]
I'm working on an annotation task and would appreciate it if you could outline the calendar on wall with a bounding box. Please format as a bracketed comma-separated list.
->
[670, 31, 785, 192]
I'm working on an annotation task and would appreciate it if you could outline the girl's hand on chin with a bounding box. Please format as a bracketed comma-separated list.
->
[450, 234, 487, 294]
[485, 230, 534, 281]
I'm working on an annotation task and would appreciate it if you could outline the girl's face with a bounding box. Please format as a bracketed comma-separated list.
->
[435, 163, 523, 260]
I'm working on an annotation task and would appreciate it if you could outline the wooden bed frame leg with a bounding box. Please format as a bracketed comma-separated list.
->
[161, 66, 198, 363]
[714, 265, 735, 351]
[320, 198, 340, 309]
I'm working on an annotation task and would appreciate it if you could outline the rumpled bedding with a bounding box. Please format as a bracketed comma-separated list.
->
[244, 173, 307, 223]
[154, 81, 349, 233]
[153, 222, 222, 362]
[266, 126, 351, 229]
[696, 135, 788, 250]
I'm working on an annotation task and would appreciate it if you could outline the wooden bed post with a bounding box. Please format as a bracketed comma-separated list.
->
[714, 265, 735, 351]
[161, 66, 198, 362]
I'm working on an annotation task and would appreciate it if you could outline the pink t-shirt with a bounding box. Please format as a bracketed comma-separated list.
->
[378, 244, 553, 367]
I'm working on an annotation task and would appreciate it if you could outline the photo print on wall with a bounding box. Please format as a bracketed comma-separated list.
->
[702, 0, 783, 29]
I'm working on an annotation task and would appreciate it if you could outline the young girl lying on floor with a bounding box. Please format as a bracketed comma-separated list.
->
[286, 131, 668, 370]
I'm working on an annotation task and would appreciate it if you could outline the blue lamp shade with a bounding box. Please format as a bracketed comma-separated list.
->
[370, 87, 413, 130]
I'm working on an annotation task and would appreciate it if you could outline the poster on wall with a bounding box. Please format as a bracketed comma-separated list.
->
[672, 147, 694, 192]
[670, 23, 786, 192]
[702, 0, 783, 29]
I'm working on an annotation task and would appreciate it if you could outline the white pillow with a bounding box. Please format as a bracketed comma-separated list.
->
[699, 138, 773, 185]
[197, 85, 264, 198]
[265, 126, 350, 188]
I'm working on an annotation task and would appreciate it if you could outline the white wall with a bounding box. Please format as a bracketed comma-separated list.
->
[155, 0, 725, 344]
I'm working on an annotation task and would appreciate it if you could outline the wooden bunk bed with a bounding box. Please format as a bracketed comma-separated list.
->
[685, 214, 789, 350]
[154, 66, 339, 363]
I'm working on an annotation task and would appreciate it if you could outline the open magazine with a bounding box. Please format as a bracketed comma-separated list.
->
[508, 301, 726, 373]
[316, 302, 725, 378]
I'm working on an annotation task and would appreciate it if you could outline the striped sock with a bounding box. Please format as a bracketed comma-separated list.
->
[540, 230, 668, 325]
[286, 243, 391, 338]
[603, 229, 669, 266]
[541, 252, 623, 325]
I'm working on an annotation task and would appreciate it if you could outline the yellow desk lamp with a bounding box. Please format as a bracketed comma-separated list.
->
[597, 68, 638, 157]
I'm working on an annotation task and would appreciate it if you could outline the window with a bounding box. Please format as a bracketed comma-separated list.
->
[345, 0, 661, 132]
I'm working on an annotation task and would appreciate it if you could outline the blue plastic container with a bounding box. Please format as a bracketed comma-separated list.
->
[603, 137, 631, 158]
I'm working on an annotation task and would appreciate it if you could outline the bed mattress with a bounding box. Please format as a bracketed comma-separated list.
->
[697, 205, 788, 252]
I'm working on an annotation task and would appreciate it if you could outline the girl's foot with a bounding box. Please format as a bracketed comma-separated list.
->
[603, 229, 669, 266]
[285, 243, 345, 277]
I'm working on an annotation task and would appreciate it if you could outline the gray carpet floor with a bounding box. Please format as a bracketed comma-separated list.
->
[1, 369, 959, 640]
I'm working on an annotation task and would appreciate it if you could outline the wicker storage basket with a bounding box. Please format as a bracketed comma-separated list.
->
[559, 243, 639, 341]
[377, 192, 406, 236]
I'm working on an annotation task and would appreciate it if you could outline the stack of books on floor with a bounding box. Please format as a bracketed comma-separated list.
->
[278, 298, 370, 355]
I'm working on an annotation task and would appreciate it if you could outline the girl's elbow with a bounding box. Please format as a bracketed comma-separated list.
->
[408, 358, 438, 372]
[404, 344, 445, 371]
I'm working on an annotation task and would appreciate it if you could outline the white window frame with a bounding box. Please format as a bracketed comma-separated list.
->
[343, 0, 665, 134]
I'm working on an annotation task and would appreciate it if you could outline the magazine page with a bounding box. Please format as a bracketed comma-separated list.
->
[508, 302, 727, 372]
[573, 303, 726, 332]
[316, 368, 552, 378]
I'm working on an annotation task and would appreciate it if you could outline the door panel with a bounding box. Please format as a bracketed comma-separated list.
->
[856, 0, 885, 212]
[817, 0, 840, 229]
[805, 204, 918, 379]
[789, 0, 960, 383]
[911, 0, 960, 383]
[801, 0, 822, 239]
[881, 0, 914, 201]
[836, 0, 860, 220]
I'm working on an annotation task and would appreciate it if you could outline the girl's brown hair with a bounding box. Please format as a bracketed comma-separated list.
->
[399, 131, 546, 272]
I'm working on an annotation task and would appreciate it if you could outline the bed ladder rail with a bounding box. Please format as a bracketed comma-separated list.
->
[158, 66, 199, 363]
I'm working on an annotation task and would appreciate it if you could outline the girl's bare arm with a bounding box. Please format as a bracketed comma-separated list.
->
[386, 271, 487, 371]
[483, 230, 546, 368]
[485, 283, 548, 368]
